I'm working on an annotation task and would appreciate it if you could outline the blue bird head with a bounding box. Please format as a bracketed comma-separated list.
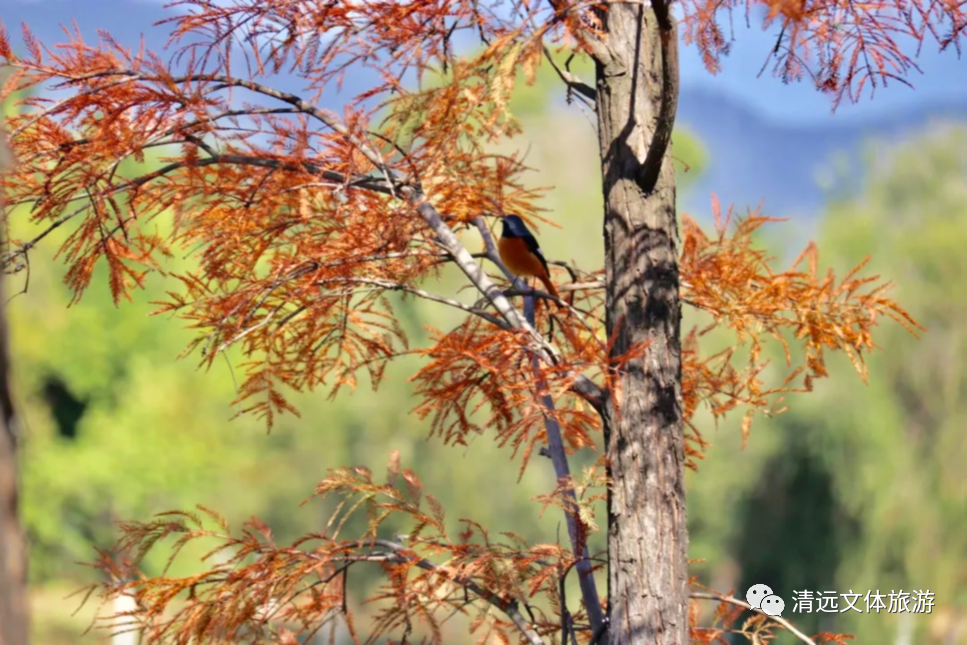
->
[501, 214, 530, 238]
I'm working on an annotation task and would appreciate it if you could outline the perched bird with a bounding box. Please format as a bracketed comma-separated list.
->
[498, 214, 561, 306]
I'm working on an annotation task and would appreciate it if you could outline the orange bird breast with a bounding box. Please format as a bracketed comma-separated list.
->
[498, 236, 560, 302]
[498, 236, 548, 279]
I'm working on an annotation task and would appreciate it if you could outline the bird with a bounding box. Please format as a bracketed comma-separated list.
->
[497, 214, 562, 307]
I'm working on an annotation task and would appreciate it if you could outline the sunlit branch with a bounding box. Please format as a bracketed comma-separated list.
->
[5, 67, 403, 196]
[542, 46, 596, 104]
[111, 534, 548, 645]
[13, 106, 302, 166]
[351, 539, 547, 645]
[411, 202, 538, 330]
[196, 74, 398, 186]
[462, 229, 592, 318]
[316, 276, 510, 329]
[477, 279, 562, 308]
[1, 201, 85, 270]
[512, 281, 604, 293]
[8, 72, 145, 139]
[689, 592, 818, 645]
[0, 151, 392, 272]
[498, 285, 597, 321]
[211, 301, 302, 358]
[33, 68, 387, 169]
[523, 295, 606, 636]
[316, 250, 448, 269]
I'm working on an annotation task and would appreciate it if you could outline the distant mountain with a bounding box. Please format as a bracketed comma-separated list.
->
[676, 86, 967, 220]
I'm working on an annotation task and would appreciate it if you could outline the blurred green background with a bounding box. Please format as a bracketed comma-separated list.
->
[4, 48, 966, 645]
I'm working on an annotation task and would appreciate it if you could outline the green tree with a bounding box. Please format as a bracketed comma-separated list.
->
[687, 125, 967, 644]
[0, 96, 28, 645]
[813, 126, 967, 643]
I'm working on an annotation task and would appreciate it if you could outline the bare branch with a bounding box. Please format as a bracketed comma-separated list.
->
[690, 592, 818, 645]
[364, 539, 547, 645]
[1, 147, 396, 273]
[316, 276, 510, 329]
[523, 295, 606, 635]
[543, 47, 597, 102]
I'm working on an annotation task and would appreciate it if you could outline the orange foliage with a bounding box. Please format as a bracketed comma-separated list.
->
[680, 196, 922, 454]
[679, 0, 966, 105]
[82, 455, 585, 645]
[0, 0, 950, 643]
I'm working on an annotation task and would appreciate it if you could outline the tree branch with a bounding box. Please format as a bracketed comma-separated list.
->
[543, 47, 596, 102]
[316, 276, 510, 329]
[689, 592, 818, 645]
[636, 2, 679, 194]
[0, 150, 394, 272]
[364, 539, 546, 645]
[470, 217, 606, 634]
[546, 0, 613, 64]
[523, 295, 606, 636]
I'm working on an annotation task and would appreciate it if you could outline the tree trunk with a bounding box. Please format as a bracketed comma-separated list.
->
[0, 122, 28, 645]
[595, 4, 688, 644]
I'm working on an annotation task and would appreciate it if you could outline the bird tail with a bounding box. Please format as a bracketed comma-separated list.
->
[538, 274, 564, 310]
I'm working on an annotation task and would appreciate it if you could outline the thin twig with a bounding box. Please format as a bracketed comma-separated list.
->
[316, 276, 509, 329]
[364, 539, 547, 645]
[542, 46, 596, 102]
[689, 592, 818, 645]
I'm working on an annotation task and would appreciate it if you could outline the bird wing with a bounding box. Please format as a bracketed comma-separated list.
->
[522, 232, 550, 275]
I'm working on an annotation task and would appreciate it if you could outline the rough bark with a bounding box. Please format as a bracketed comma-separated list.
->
[594, 4, 688, 644]
[0, 122, 28, 645]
